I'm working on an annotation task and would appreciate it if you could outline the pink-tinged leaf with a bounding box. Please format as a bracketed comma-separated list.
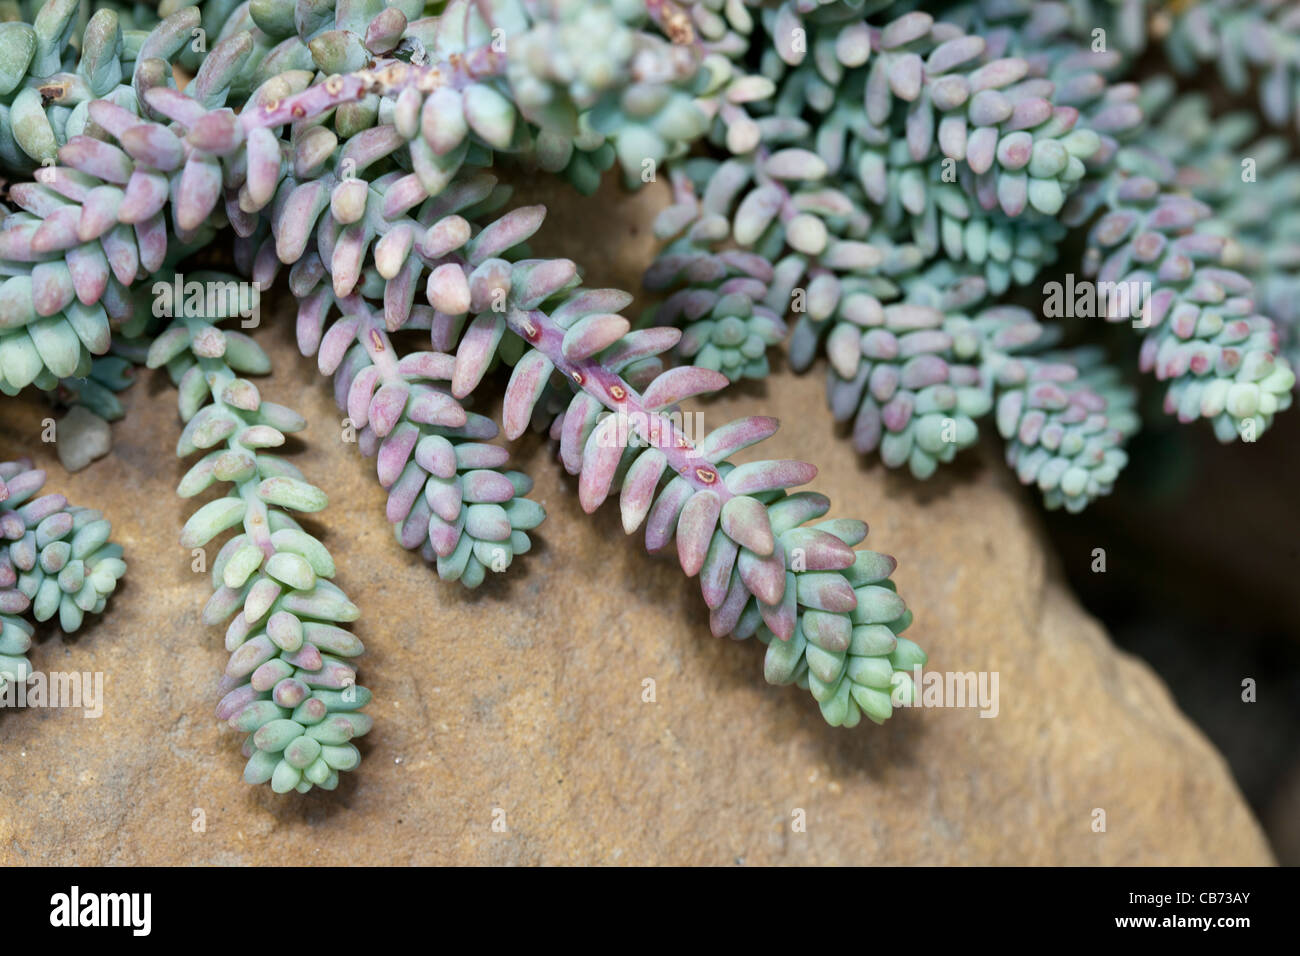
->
[965, 126, 998, 175]
[0, 588, 31, 614]
[8, 183, 69, 218]
[276, 642, 319, 671]
[243, 578, 282, 625]
[467, 259, 511, 313]
[335, 351, 366, 411]
[782, 528, 856, 571]
[215, 683, 260, 722]
[421, 86, 467, 155]
[551, 288, 635, 327]
[405, 384, 466, 428]
[427, 509, 465, 557]
[134, 214, 167, 273]
[176, 154, 222, 231]
[699, 531, 739, 609]
[317, 315, 360, 375]
[66, 243, 110, 305]
[467, 205, 545, 265]
[709, 571, 750, 637]
[720, 495, 775, 556]
[397, 351, 456, 381]
[797, 572, 857, 613]
[414, 434, 457, 480]
[758, 571, 798, 640]
[737, 543, 786, 606]
[382, 254, 418, 332]
[339, 125, 406, 173]
[428, 310, 465, 352]
[276, 180, 329, 263]
[187, 109, 245, 154]
[252, 235, 281, 289]
[119, 122, 184, 170]
[374, 224, 414, 279]
[296, 288, 332, 357]
[600, 327, 682, 372]
[35, 167, 92, 204]
[330, 179, 368, 225]
[561, 313, 630, 362]
[451, 311, 504, 399]
[851, 397, 882, 453]
[421, 215, 471, 258]
[455, 444, 510, 470]
[244, 127, 282, 210]
[367, 382, 409, 436]
[87, 100, 140, 138]
[724, 459, 817, 496]
[406, 512, 437, 558]
[331, 222, 368, 297]
[511, 258, 577, 309]
[100, 277, 131, 322]
[675, 491, 721, 577]
[100, 224, 138, 285]
[118, 168, 170, 224]
[619, 448, 666, 534]
[0, 223, 39, 262]
[58, 136, 132, 184]
[502, 348, 554, 440]
[802, 608, 851, 651]
[578, 416, 626, 513]
[143, 86, 208, 127]
[385, 461, 425, 524]
[560, 392, 601, 474]
[346, 363, 381, 428]
[453, 413, 499, 440]
[31, 262, 74, 317]
[423, 475, 463, 523]
[31, 206, 80, 253]
[697, 416, 780, 463]
[382, 173, 429, 220]
[826, 323, 861, 379]
[645, 475, 692, 552]
[426, 262, 470, 314]
[642, 365, 729, 410]
[226, 634, 276, 679]
[461, 470, 516, 504]
[227, 194, 258, 237]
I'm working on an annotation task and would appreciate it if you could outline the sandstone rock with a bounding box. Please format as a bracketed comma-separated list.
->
[0, 178, 1272, 865]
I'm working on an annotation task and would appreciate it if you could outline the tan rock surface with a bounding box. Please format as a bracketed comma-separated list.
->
[0, 177, 1272, 865]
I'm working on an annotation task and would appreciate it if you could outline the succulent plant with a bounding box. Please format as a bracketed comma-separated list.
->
[0, 457, 125, 691]
[148, 271, 373, 793]
[0, 0, 1295, 791]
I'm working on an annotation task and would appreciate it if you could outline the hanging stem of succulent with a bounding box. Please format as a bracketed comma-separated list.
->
[160, 301, 374, 793]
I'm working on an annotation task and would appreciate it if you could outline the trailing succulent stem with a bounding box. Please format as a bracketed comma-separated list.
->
[152, 275, 372, 792]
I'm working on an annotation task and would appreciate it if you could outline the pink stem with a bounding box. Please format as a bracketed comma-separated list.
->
[506, 307, 737, 501]
[239, 47, 506, 132]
